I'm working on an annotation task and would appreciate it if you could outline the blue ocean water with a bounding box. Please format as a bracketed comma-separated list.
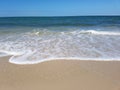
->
[0, 16, 120, 64]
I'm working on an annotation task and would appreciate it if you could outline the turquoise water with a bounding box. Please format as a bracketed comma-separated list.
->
[0, 16, 120, 64]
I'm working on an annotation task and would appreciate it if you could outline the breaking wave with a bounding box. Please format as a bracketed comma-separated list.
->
[0, 29, 120, 64]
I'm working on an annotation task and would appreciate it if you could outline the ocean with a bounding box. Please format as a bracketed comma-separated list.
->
[0, 16, 120, 64]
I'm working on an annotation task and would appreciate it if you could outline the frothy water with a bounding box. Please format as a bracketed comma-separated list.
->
[0, 29, 120, 64]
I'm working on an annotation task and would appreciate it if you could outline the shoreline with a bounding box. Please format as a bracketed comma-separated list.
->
[5, 55, 120, 65]
[0, 56, 120, 90]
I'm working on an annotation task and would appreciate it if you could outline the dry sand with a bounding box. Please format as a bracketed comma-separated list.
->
[0, 56, 120, 90]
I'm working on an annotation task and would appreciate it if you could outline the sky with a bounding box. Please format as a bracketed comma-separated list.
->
[0, 0, 120, 17]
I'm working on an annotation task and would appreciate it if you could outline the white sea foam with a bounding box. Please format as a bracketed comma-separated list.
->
[0, 29, 120, 64]
[0, 50, 24, 56]
[75, 30, 120, 35]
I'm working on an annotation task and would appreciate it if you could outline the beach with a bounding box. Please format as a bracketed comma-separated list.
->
[0, 16, 120, 90]
[0, 56, 120, 90]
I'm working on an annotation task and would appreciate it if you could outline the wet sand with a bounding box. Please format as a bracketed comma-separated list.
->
[0, 56, 120, 90]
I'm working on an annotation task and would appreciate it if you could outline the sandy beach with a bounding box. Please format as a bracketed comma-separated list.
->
[0, 56, 120, 90]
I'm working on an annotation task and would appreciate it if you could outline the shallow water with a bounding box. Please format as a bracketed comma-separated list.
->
[0, 16, 120, 64]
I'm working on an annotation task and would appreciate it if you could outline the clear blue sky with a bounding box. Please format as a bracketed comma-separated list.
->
[0, 0, 120, 17]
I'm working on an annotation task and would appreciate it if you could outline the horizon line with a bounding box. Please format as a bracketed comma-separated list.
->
[0, 15, 120, 18]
